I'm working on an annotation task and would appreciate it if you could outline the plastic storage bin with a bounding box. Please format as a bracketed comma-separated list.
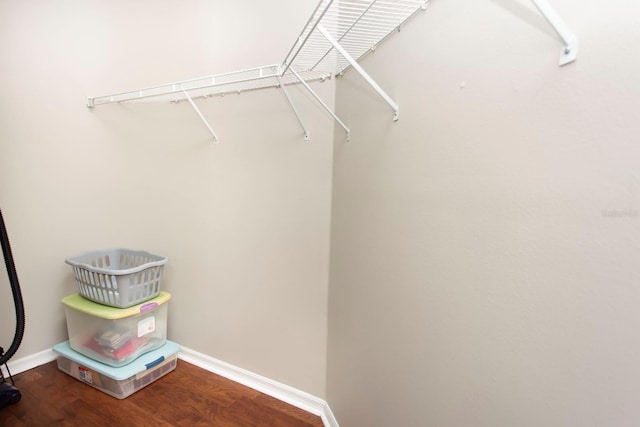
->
[53, 340, 180, 399]
[66, 248, 168, 308]
[62, 292, 170, 367]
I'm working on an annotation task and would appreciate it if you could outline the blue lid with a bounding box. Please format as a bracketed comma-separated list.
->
[53, 340, 180, 380]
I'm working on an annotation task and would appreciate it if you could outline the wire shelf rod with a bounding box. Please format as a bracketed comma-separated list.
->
[328, 5, 417, 16]
[281, 0, 336, 75]
[321, 6, 419, 19]
[89, 65, 279, 101]
[280, 0, 331, 71]
[88, 66, 289, 106]
[281, 0, 428, 78]
[309, 0, 378, 71]
[167, 72, 331, 104]
[333, 3, 428, 74]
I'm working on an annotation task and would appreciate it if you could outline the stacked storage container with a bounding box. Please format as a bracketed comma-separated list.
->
[53, 249, 178, 399]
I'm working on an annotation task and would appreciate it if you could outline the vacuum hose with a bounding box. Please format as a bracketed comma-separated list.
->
[0, 209, 26, 366]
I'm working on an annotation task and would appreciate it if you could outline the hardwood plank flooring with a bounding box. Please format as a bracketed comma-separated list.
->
[0, 360, 323, 427]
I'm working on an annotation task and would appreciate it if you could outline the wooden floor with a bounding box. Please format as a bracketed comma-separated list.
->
[0, 360, 324, 427]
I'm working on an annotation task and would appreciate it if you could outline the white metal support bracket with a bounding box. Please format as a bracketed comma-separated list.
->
[317, 24, 400, 121]
[289, 67, 351, 140]
[182, 90, 219, 143]
[275, 74, 310, 141]
[529, 0, 578, 65]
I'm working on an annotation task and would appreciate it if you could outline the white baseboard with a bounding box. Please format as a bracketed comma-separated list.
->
[1, 348, 58, 378]
[178, 346, 339, 427]
[1, 344, 339, 427]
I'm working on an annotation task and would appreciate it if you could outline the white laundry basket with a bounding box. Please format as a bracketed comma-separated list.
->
[66, 248, 168, 308]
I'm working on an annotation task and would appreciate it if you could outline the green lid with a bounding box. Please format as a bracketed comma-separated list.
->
[62, 291, 171, 319]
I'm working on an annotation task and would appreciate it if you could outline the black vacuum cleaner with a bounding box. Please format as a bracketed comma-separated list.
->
[0, 209, 25, 408]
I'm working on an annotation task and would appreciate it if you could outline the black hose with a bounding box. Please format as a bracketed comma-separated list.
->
[0, 209, 26, 366]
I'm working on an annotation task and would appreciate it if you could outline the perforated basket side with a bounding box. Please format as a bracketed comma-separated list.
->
[117, 251, 164, 272]
[67, 248, 167, 308]
[72, 266, 121, 306]
[66, 249, 168, 276]
[71, 265, 164, 308]
[122, 265, 164, 306]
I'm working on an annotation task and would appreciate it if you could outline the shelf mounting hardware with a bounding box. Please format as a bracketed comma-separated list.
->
[289, 67, 350, 141]
[317, 24, 400, 122]
[529, 0, 578, 65]
[182, 90, 218, 143]
[276, 74, 310, 141]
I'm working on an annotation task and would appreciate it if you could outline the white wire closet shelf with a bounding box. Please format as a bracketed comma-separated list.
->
[86, 66, 331, 107]
[87, 0, 578, 143]
[279, 0, 429, 127]
[283, 0, 428, 75]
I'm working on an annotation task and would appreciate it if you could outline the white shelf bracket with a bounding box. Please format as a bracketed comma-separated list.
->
[529, 0, 578, 65]
[289, 67, 350, 140]
[317, 24, 400, 121]
[182, 90, 219, 143]
[275, 74, 310, 141]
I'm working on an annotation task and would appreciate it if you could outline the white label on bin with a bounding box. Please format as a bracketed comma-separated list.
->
[138, 316, 156, 337]
[79, 366, 93, 384]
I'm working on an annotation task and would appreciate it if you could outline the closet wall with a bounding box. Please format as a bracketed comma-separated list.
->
[327, 0, 640, 425]
[0, 0, 333, 397]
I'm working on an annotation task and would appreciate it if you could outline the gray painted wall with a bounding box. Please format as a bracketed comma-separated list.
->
[327, 0, 640, 425]
[3, 1, 640, 425]
[0, 0, 332, 397]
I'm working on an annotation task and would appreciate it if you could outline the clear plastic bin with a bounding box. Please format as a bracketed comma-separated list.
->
[62, 292, 170, 367]
[53, 340, 180, 399]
